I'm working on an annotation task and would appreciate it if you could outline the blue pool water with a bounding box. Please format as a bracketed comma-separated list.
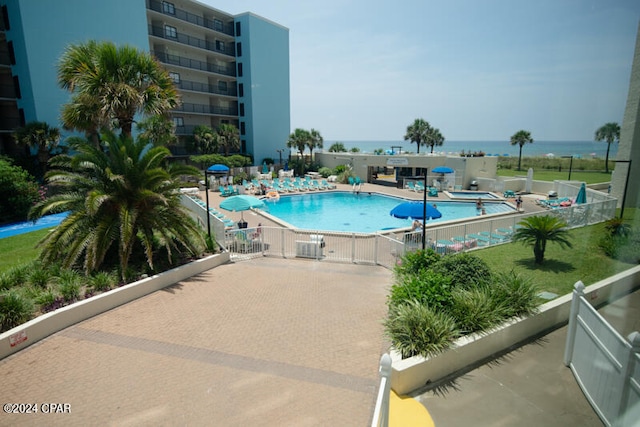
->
[0, 212, 69, 239]
[263, 192, 514, 233]
[447, 191, 501, 199]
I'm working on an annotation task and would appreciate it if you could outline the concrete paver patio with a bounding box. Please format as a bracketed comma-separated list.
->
[0, 258, 391, 426]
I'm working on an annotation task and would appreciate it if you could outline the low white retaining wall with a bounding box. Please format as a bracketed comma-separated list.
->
[0, 252, 230, 360]
[390, 264, 640, 395]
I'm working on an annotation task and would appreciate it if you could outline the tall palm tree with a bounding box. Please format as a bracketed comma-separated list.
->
[13, 121, 61, 178]
[57, 40, 180, 137]
[192, 125, 218, 154]
[404, 118, 431, 154]
[427, 127, 445, 153]
[307, 128, 324, 165]
[216, 123, 240, 156]
[287, 128, 311, 175]
[29, 131, 204, 280]
[594, 122, 620, 173]
[510, 130, 534, 171]
[136, 115, 177, 147]
[512, 215, 572, 264]
[60, 92, 107, 148]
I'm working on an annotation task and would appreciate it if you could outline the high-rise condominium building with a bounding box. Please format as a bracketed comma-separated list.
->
[0, 0, 290, 165]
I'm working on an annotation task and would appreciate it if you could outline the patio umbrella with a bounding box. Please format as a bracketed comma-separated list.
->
[575, 183, 587, 204]
[262, 161, 268, 174]
[220, 195, 266, 221]
[432, 166, 454, 174]
[207, 164, 229, 173]
[390, 202, 442, 220]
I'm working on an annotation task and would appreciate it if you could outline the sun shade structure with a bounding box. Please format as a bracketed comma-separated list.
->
[207, 164, 230, 173]
[432, 166, 454, 174]
[575, 182, 587, 204]
[220, 195, 266, 220]
[390, 202, 442, 220]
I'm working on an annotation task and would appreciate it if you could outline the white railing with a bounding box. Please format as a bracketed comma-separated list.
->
[371, 353, 392, 427]
[564, 281, 640, 427]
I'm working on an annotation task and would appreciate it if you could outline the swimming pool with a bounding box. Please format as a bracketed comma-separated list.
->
[261, 192, 514, 233]
[0, 212, 69, 239]
[445, 191, 502, 200]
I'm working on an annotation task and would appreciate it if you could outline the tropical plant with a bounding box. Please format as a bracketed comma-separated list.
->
[328, 142, 347, 152]
[426, 127, 445, 153]
[349, 147, 360, 153]
[89, 271, 117, 292]
[404, 118, 431, 154]
[192, 125, 218, 154]
[489, 270, 539, 318]
[389, 270, 453, 312]
[136, 115, 177, 147]
[56, 269, 82, 302]
[594, 122, 620, 173]
[13, 121, 61, 178]
[511, 215, 572, 264]
[0, 158, 40, 223]
[307, 128, 323, 163]
[216, 123, 240, 156]
[0, 290, 34, 332]
[603, 217, 631, 237]
[450, 288, 504, 334]
[57, 40, 180, 137]
[394, 249, 441, 278]
[287, 128, 311, 174]
[29, 131, 205, 280]
[510, 130, 534, 171]
[431, 252, 492, 289]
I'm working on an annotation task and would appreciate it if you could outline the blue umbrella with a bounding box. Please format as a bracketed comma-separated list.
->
[432, 166, 454, 174]
[207, 164, 229, 173]
[262, 161, 268, 174]
[575, 183, 587, 204]
[220, 195, 266, 221]
[390, 202, 442, 220]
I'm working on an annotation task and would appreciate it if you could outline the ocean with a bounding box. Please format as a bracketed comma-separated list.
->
[321, 140, 618, 159]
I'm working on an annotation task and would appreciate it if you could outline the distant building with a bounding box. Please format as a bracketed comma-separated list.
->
[0, 0, 290, 165]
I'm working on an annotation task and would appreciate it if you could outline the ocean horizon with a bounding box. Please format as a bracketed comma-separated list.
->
[320, 140, 618, 159]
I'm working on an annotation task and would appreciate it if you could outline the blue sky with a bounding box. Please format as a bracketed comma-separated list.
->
[204, 0, 640, 141]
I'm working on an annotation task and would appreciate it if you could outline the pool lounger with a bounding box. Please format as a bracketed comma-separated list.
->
[466, 234, 490, 246]
[478, 231, 509, 242]
[452, 236, 478, 248]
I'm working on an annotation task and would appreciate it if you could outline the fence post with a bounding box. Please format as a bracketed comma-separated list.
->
[564, 281, 585, 366]
[371, 353, 392, 427]
[616, 331, 640, 427]
[351, 233, 356, 263]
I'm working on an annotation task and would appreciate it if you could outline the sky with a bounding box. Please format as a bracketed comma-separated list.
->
[202, 0, 640, 141]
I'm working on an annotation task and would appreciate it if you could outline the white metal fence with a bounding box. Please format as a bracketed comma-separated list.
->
[564, 281, 640, 427]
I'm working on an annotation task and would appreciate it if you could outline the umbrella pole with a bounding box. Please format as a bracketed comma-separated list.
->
[205, 171, 211, 242]
[422, 170, 427, 251]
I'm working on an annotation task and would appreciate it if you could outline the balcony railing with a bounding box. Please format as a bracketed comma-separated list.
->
[153, 51, 236, 77]
[174, 124, 198, 136]
[149, 25, 235, 57]
[147, 0, 235, 37]
[0, 117, 21, 131]
[0, 83, 16, 98]
[177, 78, 237, 97]
[173, 102, 238, 116]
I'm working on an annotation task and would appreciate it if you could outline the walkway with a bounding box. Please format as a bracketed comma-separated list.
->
[0, 258, 391, 426]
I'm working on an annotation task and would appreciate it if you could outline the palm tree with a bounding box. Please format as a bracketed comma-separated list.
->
[287, 128, 311, 175]
[594, 122, 620, 173]
[511, 215, 572, 264]
[404, 118, 431, 154]
[328, 142, 347, 152]
[427, 127, 445, 153]
[13, 121, 61, 178]
[192, 125, 218, 154]
[216, 124, 240, 156]
[307, 128, 323, 165]
[60, 92, 107, 148]
[136, 115, 177, 147]
[510, 130, 534, 171]
[29, 131, 204, 280]
[57, 40, 180, 137]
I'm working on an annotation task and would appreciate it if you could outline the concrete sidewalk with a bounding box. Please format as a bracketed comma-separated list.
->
[412, 289, 640, 427]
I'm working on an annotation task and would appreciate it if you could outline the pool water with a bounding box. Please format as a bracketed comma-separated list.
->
[446, 191, 501, 199]
[262, 192, 514, 233]
[0, 212, 69, 239]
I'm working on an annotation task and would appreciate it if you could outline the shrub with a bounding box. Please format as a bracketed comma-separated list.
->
[0, 158, 40, 224]
[598, 232, 640, 264]
[450, 288, 505, 334]
[89, 271, 116, 292]
[384, 299, 459, 358]
[604, 217, 632, 237]
[389, 269, 453, 311]
[56, 269, 82, 302]
[1, 264, 30, 289]
[394, 249, 440, 278]
[431, 252, 492, 289]
[28, 264, 51, 288]
[318, 167, 332, 178]
[490, 271, 540, 318]
[33, 288, 57, 307]
[0, 290, 34, 332]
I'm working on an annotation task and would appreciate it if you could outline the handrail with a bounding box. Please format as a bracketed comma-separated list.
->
[371, 353, 391, 427]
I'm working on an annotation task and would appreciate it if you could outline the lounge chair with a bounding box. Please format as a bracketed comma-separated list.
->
[467, 234, 491, 246]
[428, 187, 438, 197]
[478, 231, 509, 242]
[406, 181, 416, 191]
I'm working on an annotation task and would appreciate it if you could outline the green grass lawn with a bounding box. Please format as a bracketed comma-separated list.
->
[0, 229, 50, 274]
[496, 169, 612, 184]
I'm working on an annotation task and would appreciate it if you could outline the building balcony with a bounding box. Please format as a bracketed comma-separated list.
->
[0, 83, 16, 99]
[148, 25, 235, 57]
[147, 0, 235, 37]
[177, 78, 237, 97]
[0, 116, 21, 131]
[173, 102, 238, 116]
[153, 51, 236, 77]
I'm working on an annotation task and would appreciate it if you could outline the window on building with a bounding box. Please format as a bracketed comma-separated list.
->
[237, 63, 243, 77]
[218, 80, 227, 93]
[164, 25, 177, 39]
[241, 139, 246, 153]
[169, 72, 180, 84]
[235, 22, 241, 37]
[239, 103, 244, 117]
[236, 42, 242, 57]
[162, 1, 175, 15]
[221, 119, 229, 125]
[214, 19, 223, 32]
[215, 40, 225, 52]
[18, 108, 25, 127]
[13, 75, 20, 99]
[7, 41, 15, 65]
[238, 83, 244, 97]
[172, 117, 184, 127]
[240, 122, 245, 135]
[2, 5, 10, 30]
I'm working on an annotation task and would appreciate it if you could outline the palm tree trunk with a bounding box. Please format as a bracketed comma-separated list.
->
[518, 145, 523, 171]
[605, 142, 611, 173]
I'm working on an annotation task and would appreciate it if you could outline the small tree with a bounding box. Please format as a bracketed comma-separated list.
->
[13, 121, 61, 178]
[328, 142, 347, 152]
[404, 118, 430, 154]
[0, 157, 40, 224]
[594, 122, 620, 173]
[512, 215, 572, 264]
[510, 130, 534, 171]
